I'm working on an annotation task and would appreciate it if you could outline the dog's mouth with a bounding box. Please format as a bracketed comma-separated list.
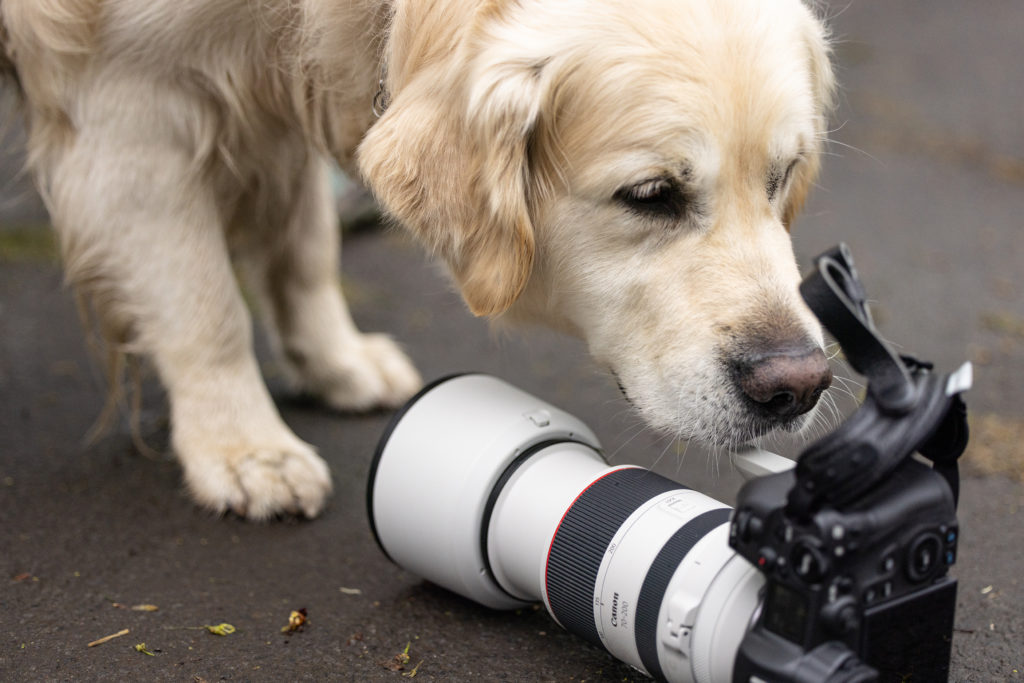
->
[609, 369, 633, 406]
[686, 388, 824, 449]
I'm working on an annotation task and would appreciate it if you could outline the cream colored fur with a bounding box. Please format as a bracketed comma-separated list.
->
[1, 0, 833, 519]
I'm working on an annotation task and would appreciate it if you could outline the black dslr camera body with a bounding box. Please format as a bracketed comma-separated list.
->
[732, 456, 959, 682]
[731, 245, 970, 683]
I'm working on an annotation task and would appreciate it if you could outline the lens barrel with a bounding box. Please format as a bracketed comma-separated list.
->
[369, 374, 764, 682]
[368, 373, 603, 609]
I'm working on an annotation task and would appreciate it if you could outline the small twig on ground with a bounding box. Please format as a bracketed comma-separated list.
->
[87, 629, 130, 648]
[162, 623, 236, 636]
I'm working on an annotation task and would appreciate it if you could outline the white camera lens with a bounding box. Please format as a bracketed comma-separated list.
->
[368, 374, 768, 682]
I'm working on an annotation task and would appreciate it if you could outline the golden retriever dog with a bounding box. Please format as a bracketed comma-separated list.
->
[0, 0, 834, 519]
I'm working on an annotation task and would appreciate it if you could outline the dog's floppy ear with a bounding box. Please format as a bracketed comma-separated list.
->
[358, 57, 544, 317]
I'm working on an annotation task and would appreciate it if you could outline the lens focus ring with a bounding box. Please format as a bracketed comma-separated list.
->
[545, 468, 682, 650]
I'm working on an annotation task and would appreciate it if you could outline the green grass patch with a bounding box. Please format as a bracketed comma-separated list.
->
[0, 224, 58, 263]
[964, 413, 1024, 483]
[980, 311, 1024, 340]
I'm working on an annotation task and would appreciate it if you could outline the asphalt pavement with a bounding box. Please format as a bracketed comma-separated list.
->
[1, 1, 1022, 681]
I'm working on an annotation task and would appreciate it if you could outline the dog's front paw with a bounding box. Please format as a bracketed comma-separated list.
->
[305, 333, 423, 412]
[178, 434, 332, 520]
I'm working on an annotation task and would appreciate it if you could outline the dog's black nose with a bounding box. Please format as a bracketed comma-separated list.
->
[737, 346, 832, 418]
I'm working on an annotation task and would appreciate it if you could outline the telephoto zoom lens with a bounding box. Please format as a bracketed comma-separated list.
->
[368, 374, 770, 683]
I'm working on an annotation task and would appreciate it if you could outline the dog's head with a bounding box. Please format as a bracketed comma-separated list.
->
[359, 0, 835, 446]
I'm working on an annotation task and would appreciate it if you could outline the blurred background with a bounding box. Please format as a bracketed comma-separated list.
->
[1, 1, 1021, 680]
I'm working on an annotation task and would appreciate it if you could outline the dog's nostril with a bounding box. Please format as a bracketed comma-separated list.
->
[737, 347, 832, 419]
[764, 390, 797, 415]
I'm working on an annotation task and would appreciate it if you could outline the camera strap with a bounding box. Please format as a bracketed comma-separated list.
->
[787, 244, 971, 517]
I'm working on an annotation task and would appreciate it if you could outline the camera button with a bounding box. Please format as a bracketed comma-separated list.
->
[775, 558, 789, 579]
[907, 533, 942, 582]
[822, 596, 858, 635]
[734, 510, 766, 544]
[864, 580, 893, 605]
[755, 547, 778, 571]
[791, 541, 828, 583]
[747, 516, 764, 538]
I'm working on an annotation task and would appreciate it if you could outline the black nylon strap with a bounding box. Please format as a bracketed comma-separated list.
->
[792, 245, 970, 515]
[799, 245, 914, 414]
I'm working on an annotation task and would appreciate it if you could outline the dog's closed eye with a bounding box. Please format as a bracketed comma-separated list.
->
[767, 158, 801, 202]
[615, 177, 689, 220]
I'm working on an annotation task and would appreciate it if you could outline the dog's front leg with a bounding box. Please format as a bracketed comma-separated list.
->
[257, 156, 422, 412]
[49, 134, 332, 519]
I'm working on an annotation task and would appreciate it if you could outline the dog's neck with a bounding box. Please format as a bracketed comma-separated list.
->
[286, 1, 394, 167]
[306, 0, 485, 166]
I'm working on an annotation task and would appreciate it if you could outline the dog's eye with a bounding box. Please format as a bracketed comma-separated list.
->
[768, 159, 801, 201]
[616, 178, 686, 218]
[629, 178, 671, 201]
[781, 158, 799, 187]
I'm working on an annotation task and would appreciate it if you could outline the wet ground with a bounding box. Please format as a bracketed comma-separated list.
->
[2, 1, 1022, 681]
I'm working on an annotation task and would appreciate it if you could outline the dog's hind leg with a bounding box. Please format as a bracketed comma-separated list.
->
[255, 154, 422, 412]
[47, 127, 332, 520]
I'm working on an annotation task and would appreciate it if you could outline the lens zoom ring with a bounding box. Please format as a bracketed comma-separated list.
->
[634, 507, 732, 682]
[545, 468, 682, 650]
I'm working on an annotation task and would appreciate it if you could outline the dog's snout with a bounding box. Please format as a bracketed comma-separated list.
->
[737, 346, 832, 418]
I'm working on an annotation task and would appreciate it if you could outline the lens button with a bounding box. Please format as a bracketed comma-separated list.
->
[524, 410, 551, 427]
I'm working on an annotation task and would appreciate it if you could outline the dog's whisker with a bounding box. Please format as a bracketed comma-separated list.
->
[833, 373, 865, 390]
[827, 388, 858, 405]
[823, 400, 842, 432]
[609, 426, 646, 454]
[820, 118, 851, 138]
[828, 378, 862, 402]
[823, 376, 864, 403]
[810, 403, 835, 439]
[608, 419, 655, 463]
[671, 388, 696, 477]
[824, 342, 844, 362]
[821, 134, 880, 163]
[818, 390, 841, 423]
[674, 437, 692, 478]
[648, 430, 680, 474]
